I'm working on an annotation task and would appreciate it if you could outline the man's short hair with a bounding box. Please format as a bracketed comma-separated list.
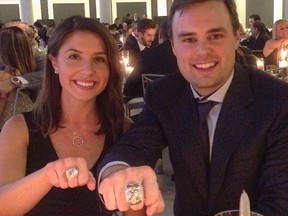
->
[249, 14, 261, 21]
[168, 0, 240, 39]
[253, 20, 266, 33]
[159, 20, 169, 40]
[137, 18, 157, 33]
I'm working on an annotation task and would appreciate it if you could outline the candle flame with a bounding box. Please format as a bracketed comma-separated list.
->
[280, 48, 288, 60]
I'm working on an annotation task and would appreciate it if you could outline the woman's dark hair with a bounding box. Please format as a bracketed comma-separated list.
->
[0, 26, 36, 75]
[168, 0, 240, 40]
[34, 16, 124, 141]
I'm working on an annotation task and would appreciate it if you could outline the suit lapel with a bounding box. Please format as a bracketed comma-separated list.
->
[170, 76, 209, 200]
[208, 65, 254, 207]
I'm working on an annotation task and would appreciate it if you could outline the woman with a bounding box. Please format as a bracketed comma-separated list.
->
[263, 19, 288, 67]
[0, 26, 35, 128]
[0, 16, 138, 215]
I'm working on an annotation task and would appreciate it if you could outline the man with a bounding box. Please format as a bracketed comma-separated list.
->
[122, 18, 157, 67]
[123, 20, 178, 98]
[246, 21, 271, 58]
[248, 14, 271, 37]
[109, 17, 124, 34]
[98, 0, 288, 215]
[122, 13, 133, 27]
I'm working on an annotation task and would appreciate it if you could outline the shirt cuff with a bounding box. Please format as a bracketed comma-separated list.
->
[98, 161, 130, 204]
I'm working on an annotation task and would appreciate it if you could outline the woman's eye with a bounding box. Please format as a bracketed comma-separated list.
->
[95, 56, 106, 63]
[69, 54, 79, 59]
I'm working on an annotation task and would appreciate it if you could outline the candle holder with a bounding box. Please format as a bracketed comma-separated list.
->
[256, 58, 264, 70]
[279, 46, 288, 68]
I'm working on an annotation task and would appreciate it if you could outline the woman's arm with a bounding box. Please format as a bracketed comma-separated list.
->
[0, 115, 95, 215]
[0, 115, 53, 214]
[263, 38, 288, 57]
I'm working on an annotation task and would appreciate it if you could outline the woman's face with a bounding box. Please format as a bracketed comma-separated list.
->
[50, 30, 110, 103]
[276, 21, 288, 39]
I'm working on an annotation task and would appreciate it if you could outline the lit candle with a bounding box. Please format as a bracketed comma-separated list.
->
[280, 47, 288, 60]
[125, 66, 134, 76]
[123, 57, 129, 68]
[279, 47, 288, 68]
[256, 58, 264, 70]
[239, 190, 251, 216]
[279, 59, 288, 68]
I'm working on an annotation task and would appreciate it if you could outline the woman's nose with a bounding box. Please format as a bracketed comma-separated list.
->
[82, 60, 95, 74]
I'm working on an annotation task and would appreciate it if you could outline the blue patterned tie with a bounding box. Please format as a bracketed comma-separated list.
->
[196, 100, 218, 168]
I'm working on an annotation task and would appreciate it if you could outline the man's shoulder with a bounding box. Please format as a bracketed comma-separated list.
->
[148, 72, 186, 93]
[258, 32, 271, 41]
[238, 65, 288, 97]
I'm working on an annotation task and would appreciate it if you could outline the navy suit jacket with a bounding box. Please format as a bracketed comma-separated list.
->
[124, 40, 178, 97]
[122, 34, 140, 67]
[98, 64, 288, 215]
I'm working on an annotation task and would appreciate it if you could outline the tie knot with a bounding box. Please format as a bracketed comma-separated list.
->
[196, 100, 218, 124]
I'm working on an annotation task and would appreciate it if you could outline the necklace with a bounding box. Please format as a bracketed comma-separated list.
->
[72, 133, 84, 148]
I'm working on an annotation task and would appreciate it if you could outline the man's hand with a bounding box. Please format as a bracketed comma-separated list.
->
[99, 166, 165, 216]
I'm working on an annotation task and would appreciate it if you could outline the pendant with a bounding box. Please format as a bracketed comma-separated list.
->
[72, 133, 84, 148]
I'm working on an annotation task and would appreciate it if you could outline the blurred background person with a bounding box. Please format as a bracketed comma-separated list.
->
[122, 18, 157, 67]
[33, 20, 49, 46]
[124, 20, 178, 98]
[0, 26, 35, 128]
[263, 19, 288, 67]
[0, 21, 46, 110]
[247, 20, 271, 58]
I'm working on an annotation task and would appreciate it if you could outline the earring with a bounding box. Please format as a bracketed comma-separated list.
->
[54, 70, 58, 74]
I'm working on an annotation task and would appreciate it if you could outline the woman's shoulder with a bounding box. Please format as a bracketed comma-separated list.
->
[0, 114, 29, 146]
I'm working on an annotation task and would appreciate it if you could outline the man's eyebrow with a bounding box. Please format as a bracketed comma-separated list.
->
[177, 27, 227, 38]
[177, 32, 196, 38]
[207, 27, 227, 34]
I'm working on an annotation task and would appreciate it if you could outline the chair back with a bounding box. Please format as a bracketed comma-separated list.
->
[141, 74, 165, 96]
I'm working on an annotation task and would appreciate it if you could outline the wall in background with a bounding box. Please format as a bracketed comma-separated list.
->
[0, 0, 286, 27]
[0, 4, 20, 23]
[246, 0, 274, 28]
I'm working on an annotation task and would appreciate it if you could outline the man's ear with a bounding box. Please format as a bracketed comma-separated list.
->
[170, 39, 176, 56]
[235, 30, 240, 48]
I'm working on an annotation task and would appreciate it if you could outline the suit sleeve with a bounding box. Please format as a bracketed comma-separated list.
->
[256, 100, 288, 215]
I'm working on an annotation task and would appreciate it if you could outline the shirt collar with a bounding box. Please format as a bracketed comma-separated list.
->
[138, 40, 148, 51]
[191, 69, 234, 103]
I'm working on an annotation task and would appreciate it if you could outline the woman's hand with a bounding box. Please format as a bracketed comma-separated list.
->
[44, 157, 96, 191]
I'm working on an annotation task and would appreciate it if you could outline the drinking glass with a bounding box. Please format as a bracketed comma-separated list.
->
[214, 210, 263, 216]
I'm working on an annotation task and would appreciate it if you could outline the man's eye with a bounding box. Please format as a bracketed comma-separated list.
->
[210, 34, 223, 40]
[183, 38, 196, 43]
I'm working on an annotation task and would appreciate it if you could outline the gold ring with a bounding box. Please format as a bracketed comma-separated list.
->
[125, 183, 144, 205]
[65, 167, 78, 180]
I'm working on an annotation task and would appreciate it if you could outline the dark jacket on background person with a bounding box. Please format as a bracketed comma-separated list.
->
[124, 40, 178, 97]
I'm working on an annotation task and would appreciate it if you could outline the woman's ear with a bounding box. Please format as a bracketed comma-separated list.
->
[48, 54, 58, 71]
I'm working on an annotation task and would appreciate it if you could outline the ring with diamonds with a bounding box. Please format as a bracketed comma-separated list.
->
[125, 183, 144, 205]
[65, 168, 78, 180]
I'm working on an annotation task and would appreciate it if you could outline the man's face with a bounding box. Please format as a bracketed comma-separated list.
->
[138, 28, 157, 47]
[248, 18, 255, 29]
[251, 26, 258, 38]
[171, 1, 239, 96]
